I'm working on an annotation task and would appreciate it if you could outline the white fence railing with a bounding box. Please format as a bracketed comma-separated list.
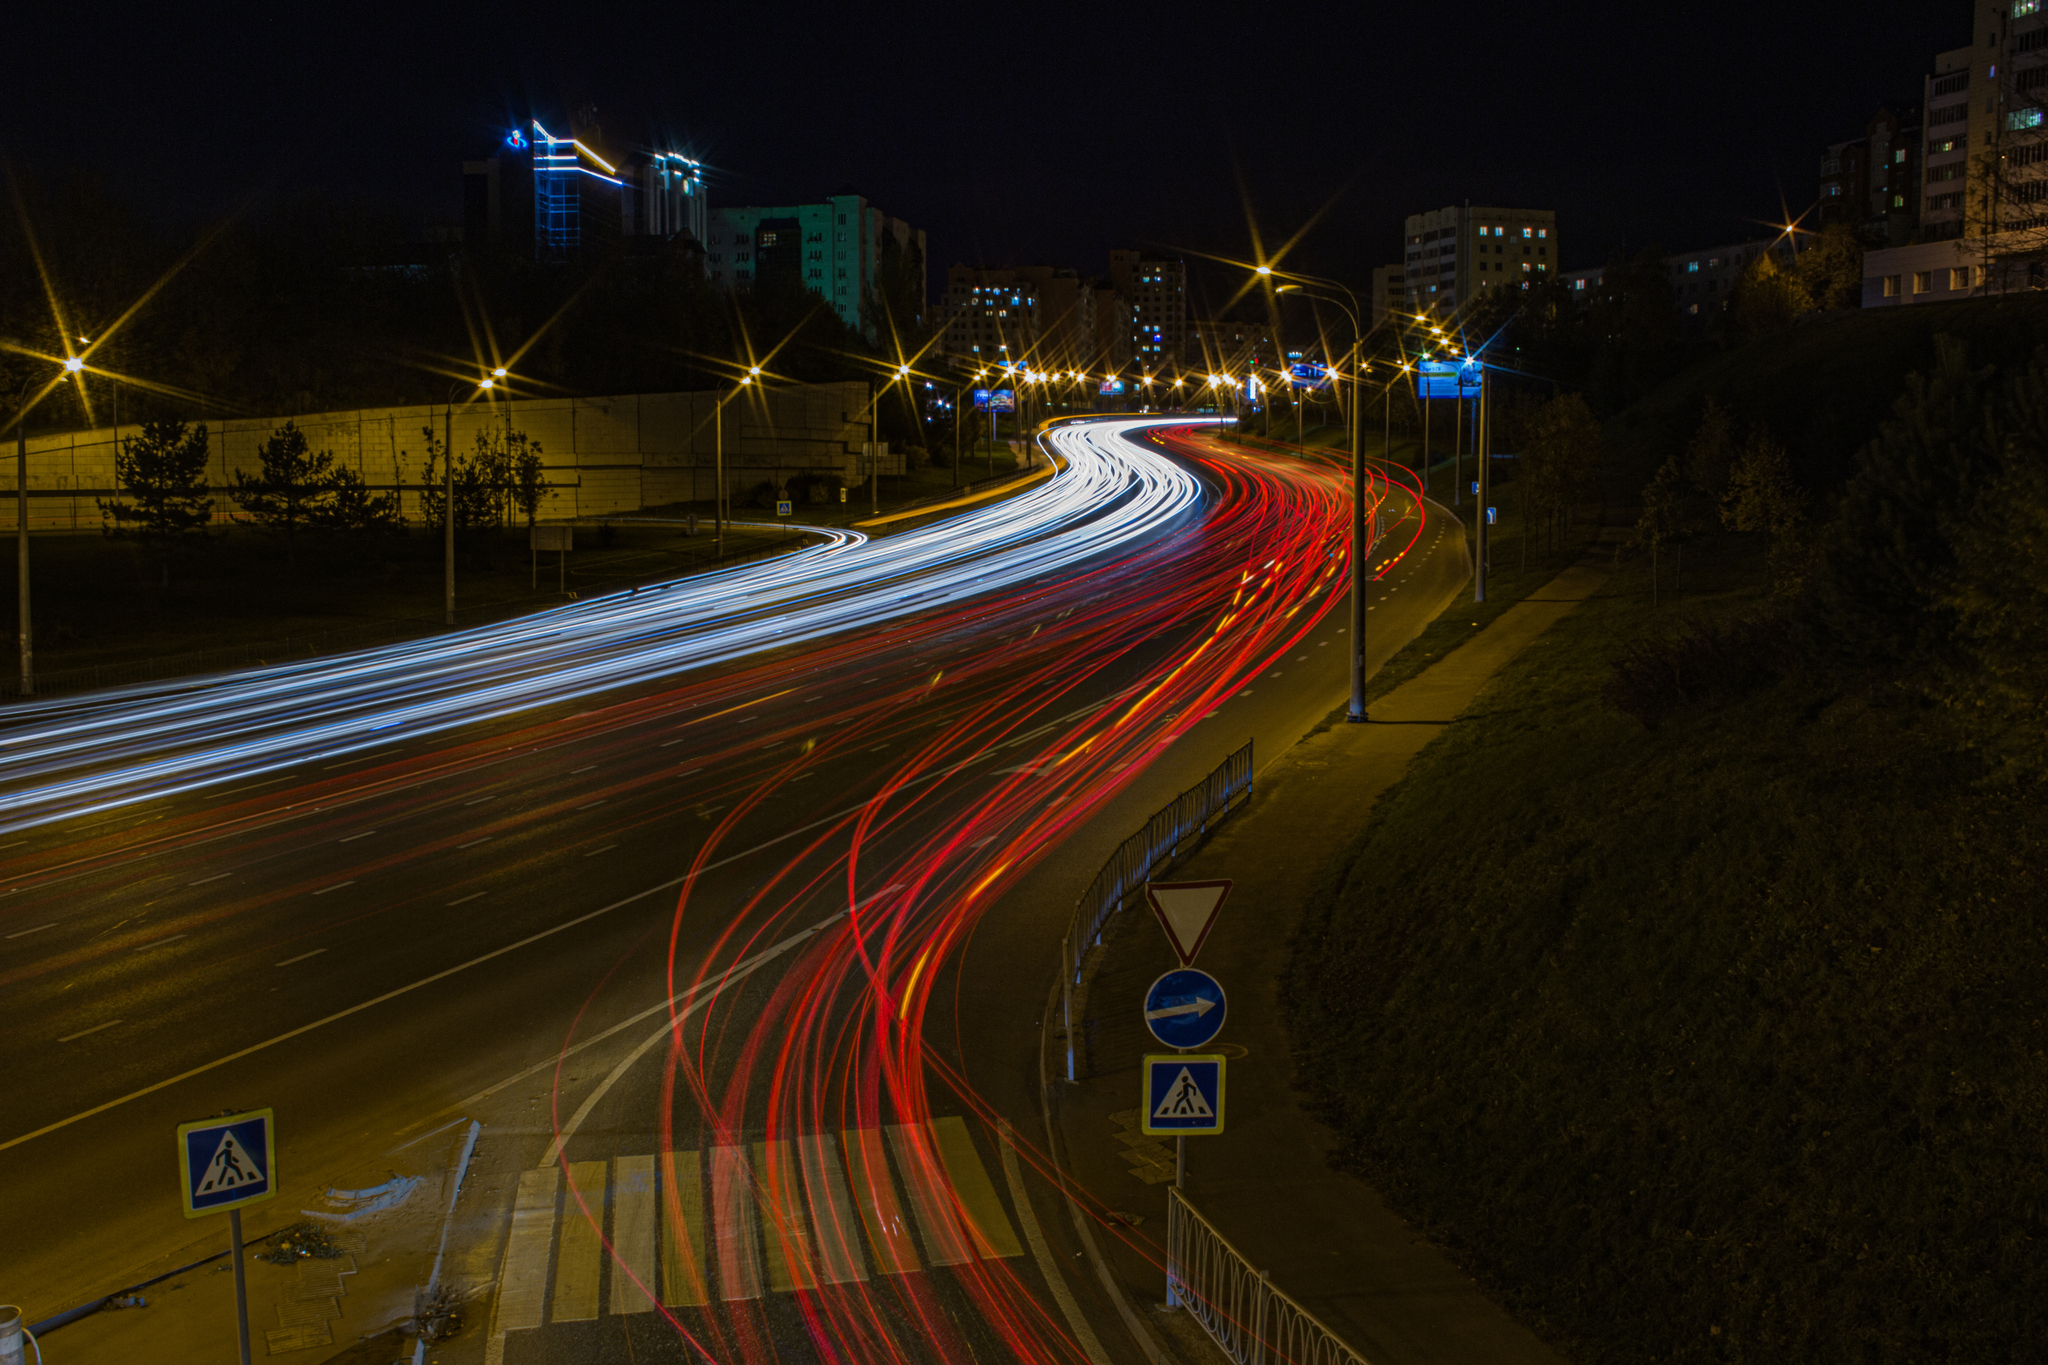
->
[1167, 1187, 1371, 1365]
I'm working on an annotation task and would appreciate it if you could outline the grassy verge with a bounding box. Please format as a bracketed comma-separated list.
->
[1286, 535, 2047, 1363]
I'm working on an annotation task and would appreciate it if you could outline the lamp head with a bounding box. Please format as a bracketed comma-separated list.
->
[64, 357, 84, 373]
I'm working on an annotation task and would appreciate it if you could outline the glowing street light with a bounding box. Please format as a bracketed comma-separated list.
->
[63, 357, 82, 374]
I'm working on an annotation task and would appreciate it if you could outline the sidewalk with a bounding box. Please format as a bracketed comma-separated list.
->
[1052, 551, 1617, 1365]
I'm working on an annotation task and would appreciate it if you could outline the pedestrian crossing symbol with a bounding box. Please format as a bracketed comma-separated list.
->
[177, 1108, 276, 1218]
[1141, 1055, 1225, 1135]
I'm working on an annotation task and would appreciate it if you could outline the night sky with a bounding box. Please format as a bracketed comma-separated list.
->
[6, 0, 1963, 305]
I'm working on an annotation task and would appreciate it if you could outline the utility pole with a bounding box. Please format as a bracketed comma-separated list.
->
[870, 379, 880, 516]
[1475, 368, 1490, 603]
[443, 400, 455, 627]
[1348, 343, 1368, 723]
[17, 424, 31, 697]
[715, 397, 724, 558]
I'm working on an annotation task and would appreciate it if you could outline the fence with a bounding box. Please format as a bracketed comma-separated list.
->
[1167, 1187, 1371, 1365]
[1059, 740, 1253, 1080]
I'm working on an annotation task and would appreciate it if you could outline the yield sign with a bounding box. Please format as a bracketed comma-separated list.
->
[1146, 879, 1232, 967]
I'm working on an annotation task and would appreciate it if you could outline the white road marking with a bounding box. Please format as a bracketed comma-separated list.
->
[447, 892, 487, 906]
[457, 836, 493, 848]
[582, 845, 617, 857]
[58, 1019, 121, 1042]
[338, 830, 379, 842]
[188, 872, 232, 886]
[135, 934, 187, 951]
[276, 948, 328, 967]
[464, 795, 495, 805]
[578, 800, 606, 810]
[311, 881, 355, 895]
[5, 922, 57, 939]
[570, 765, 597, 774]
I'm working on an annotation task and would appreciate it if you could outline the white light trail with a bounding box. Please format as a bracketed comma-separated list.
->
[0, 420, 1216, 833]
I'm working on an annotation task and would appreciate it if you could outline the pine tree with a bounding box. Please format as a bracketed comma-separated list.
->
[230, 421, 335, 564]
[99, 419, 214, 584]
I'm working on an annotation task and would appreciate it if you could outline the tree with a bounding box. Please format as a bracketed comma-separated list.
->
[315, 465, 399, 535]
[1519, 392, 1602, 565]
[1728, 251, 1811, 339]
[230, 421, 334, 564]
[99, 419, 213, 583]
[1721, 426, 1807, 596]
[1686, 396, 1738, 500]
[415, 425, 547, 537]
[1795, 223, 1864, 311]
[1631, 450, 1713, 604]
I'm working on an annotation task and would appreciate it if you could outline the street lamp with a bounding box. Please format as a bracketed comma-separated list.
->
[713, 366, 760, 557]
[1264, 266, 1373, 722]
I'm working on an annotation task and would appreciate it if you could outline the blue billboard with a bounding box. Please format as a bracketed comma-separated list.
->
[1417, 360, 1481, 399]
[972, 388, 1017, 412]
[1099, 378, 1126, 396]
[1288, 361, 1331, 390]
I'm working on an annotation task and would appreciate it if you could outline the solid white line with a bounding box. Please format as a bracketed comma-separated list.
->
[457, 837, 493, 848]
[998, 1118, 1111, 1365]
[135, 934, 187, 951]
[58, 1019, 121, 1042]
[464, 795, 495, 805]
[311, 881, 355, 895]
[338, 830, 379, 842]
[276, 948, 328, 967]
[5, 923, 57, 939]
[188, 873, 232, 886]
[582, 845, 617, 857]
[0, 796, 914, 1154]
[447, 892, 487, 906]
[570, 765, 597, 774]
[578, 800, 606, 810]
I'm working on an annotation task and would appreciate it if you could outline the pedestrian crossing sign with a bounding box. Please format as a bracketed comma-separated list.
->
[177, 1108, 276, 1218]
[1141, 1055, 1225, 1136]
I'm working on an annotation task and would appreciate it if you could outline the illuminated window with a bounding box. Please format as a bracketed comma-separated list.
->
[1521, 227, 1533, 238]
[1913, 271, 1933, 293]
[1894, 194, 1907, 207]
[2019, 0, 2040, 14]
[1538, 228, 1548, 238]
[1883, 275, 1901, 297]
[1894, 148, 1907, 163]
[1951, 266, 1971, 289]
[2009, 108, 2045, 130]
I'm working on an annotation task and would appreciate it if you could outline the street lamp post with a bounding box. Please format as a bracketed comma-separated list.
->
[1263, 266, 1372, 723]
[15, 403, 30, 699]
[713, 367, 760, 558]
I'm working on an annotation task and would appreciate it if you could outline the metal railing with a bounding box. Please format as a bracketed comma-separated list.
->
[1059, 740, 1253, 1079]
[1167, 1187, 1371, 1365]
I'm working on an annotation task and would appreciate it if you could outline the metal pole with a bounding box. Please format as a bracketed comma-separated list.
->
[1347, 348, 1368, 723]
[1175, 1135, 1185, 1187]
[1475, 370, 1489, 603]
[443, 404, 455, 627]
[17, 426, 31, 698]
[870, 381, 880, 516]
[715, 398, 724, 558]
[1454, 389, 1463, 506]
[1422, 388, 1430, 492]
[229, 1207, 253, 1365]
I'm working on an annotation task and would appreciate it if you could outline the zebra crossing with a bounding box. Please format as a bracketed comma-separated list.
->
[488, 1115, 1024, 1347]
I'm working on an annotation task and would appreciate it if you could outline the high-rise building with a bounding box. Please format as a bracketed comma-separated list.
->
[935, 265, 1125, 373]
[1922, 48, 1972, 240]
[1818, 105, 1924, 245]
[1370, 264, 1407, 327]
[1402, 205, 1559, 314]
[706, 191, 924, 337]
[1108, 251, 1188, 371]
[464, 118, 706, 261]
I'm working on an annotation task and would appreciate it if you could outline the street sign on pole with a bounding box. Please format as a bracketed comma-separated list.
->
[178, 1109, 276, 1218]
[1141, 1054, 1226, 1135]
[776, 498, 793, 517]
[178, 1108, 274, 1365]
[1146, 879, 1231, 966]
[1143, 968, 1227, 1050]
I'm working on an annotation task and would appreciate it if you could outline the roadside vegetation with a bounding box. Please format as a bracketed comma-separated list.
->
[1288, 294, 2048, 1363]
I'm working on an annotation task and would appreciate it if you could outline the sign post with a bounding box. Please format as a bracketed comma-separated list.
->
[178, 1108, 276, 1365]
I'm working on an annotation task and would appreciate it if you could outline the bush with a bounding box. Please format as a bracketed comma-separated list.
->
[1601, 610, 1795, 729]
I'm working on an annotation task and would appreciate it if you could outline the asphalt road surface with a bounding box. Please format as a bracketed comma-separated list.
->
[0, 417, 1470, 1365]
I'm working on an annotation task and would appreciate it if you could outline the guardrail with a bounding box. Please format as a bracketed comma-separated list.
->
[1059, 739, 1253, 1080]
[1167, 1186, 1371, 1365]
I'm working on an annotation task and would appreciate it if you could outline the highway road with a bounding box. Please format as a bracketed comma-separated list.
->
[0, 417, 1470, 1364]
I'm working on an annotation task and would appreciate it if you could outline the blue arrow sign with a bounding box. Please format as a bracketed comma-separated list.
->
[1143, 968, 1226, 1050]
[177, 1108, 277, 1218]
[1141, 1054, 1226, 1135]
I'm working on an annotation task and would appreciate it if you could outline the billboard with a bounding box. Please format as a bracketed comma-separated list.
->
[1288, 361, 1331, 390]
[972, 388, 1017, 412]
[1099, 378, 1126, 396]
[1417, 360, 1481, 399]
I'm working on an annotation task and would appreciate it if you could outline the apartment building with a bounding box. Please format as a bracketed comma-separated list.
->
[1402, 205, 1559, 313]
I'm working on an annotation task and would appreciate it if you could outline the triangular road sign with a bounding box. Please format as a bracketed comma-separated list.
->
[1152, 1067, 1216, 1120]
[1146, 879, 1232, 966]
[194, 1129, 265, 1196]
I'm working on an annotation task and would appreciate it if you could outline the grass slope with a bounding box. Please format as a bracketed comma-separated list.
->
[1287, 541, 2047, 1363]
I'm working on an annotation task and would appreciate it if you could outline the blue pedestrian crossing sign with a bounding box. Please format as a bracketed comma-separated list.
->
[1143, 967, 1227, 1049]
[177, 1108, 276, 1218]
[1142, 1055, 1226, 1135]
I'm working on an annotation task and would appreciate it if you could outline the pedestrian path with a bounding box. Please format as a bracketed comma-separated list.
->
[486, 1116, 1022, 1350]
